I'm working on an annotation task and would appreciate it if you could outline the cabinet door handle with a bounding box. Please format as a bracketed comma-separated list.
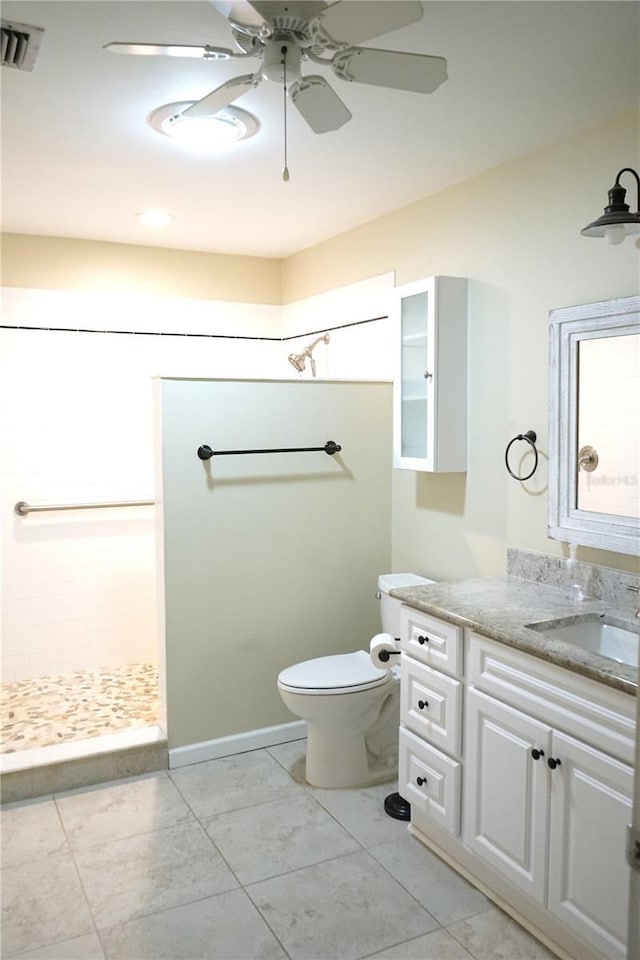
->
[547, 757, 562, 770]
[417, 699, 429, 710]
[417, 635, 430, 645]
[531, 748, 545, 760]
[416, 776, 427, 786]
[423, 371, 433, 380]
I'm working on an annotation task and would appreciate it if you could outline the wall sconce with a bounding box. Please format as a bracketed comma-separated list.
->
[581, 167, 640, 245]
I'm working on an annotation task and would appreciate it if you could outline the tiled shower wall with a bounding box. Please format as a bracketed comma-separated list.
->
[1, 289, 282, 682]
[1, 278, 394, 683]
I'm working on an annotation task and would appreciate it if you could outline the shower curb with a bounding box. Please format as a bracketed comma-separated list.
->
[0, 739, 168, 803]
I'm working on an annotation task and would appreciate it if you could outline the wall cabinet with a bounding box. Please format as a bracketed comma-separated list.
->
[399, 613, 635, 960]
[392, 276, 468, 472]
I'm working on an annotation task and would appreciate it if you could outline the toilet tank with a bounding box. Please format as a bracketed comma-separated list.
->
[378, 573, 434, 638]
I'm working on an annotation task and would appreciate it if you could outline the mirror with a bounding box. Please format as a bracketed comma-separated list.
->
[548, 295, 640, 555]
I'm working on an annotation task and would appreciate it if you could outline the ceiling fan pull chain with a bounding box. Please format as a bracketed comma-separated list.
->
[282, 45, 290, 183]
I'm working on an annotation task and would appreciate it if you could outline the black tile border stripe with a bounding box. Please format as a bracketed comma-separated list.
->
[0, 315, 387, 342]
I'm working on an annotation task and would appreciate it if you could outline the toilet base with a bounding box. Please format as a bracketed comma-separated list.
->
[305, 723, 397, 789]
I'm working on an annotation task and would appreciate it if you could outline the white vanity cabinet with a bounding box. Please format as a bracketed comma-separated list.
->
[392, 276, 468, 472]
[398, 607, 464, 836]
[398, 610, 636, 960]
[464, 634, 633, 960]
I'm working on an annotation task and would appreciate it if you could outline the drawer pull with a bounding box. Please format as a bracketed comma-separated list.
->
[416, 776, 428, 787]
[417, 699, 429, 710]
[547, 757, 562, 770]
[531, 748, 545, 760]
[417, 635, 430, 645]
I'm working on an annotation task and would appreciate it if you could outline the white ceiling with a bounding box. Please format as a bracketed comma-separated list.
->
[1, 1, 638, 259]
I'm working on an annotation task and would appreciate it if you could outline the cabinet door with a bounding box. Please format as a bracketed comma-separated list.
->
[547, 730, 632, 960]
[394, 278, 435, 469]
[464, 687, 551, 902]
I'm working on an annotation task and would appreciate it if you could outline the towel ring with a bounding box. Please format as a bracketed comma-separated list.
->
[505, 430, 539, 481]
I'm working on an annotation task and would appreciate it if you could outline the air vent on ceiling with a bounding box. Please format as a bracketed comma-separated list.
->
[1, 19, 44, 71]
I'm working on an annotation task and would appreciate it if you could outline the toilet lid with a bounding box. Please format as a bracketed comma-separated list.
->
[278, 650, 390, 693]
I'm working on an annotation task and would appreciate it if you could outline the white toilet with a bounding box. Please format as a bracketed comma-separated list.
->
[277, 573, 432, 788]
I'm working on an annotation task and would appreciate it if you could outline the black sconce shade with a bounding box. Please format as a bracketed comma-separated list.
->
[581, 166, 640, 244]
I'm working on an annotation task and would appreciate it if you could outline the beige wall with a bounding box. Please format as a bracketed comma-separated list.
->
[157, 378, 392, 749]
[282, 110, 640, 578]
[0, 233, 281, 304]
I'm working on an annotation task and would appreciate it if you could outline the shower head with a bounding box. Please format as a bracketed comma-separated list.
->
[287, 333, 330, 377]
[288, 352, 306, 372]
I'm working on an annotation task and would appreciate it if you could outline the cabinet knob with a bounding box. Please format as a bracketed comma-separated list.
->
[417, 699, 429, 710]
[531, 748, 545, 761]
[547, 757, 562, 770]
[416, 776, 427, 786]
[423, 371, 433, 380]
[417, 635, 430, 645]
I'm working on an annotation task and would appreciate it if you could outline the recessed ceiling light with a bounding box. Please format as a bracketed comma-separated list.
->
[136, 209, 174, 227]
[147, 101, 260, 153]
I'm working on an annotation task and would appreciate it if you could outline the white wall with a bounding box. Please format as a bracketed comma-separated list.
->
[157, 377, 392, 749]
[0, 280, 394, 685]
[0, 289, 280, 682]
[282, 273, 395, 381]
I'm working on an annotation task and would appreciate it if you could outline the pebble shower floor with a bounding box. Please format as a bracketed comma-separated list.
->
[1, 662, 159, 753]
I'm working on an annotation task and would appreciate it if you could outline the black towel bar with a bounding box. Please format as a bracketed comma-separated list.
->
[197, 441, 341, 460]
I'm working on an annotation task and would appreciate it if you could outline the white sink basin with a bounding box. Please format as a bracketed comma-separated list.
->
[525, 615, 638, 668]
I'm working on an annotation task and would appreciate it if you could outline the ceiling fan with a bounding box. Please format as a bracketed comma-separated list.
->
[104, 1, 447, 136]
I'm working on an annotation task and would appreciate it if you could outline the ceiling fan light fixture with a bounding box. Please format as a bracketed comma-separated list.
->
[147, 101, 259, 153]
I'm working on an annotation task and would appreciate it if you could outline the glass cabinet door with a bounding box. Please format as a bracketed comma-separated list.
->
[400, 290, 430, 461]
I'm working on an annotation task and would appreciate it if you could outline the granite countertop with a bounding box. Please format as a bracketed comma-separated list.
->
[390, 576, 638, 696]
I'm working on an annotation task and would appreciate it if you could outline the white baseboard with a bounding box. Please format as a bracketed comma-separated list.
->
[168, 720, 306, 769]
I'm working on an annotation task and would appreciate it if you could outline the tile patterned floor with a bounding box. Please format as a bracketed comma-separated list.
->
[1, 663, 159, 753]
[0, 740, 559, 960]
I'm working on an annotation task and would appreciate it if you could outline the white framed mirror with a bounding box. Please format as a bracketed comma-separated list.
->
[548, 294, 640, 555]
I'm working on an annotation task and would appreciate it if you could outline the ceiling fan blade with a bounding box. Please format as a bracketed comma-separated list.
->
[289, 75, 352, 134]
[183, 73, 259, 117]
[311, 1, 423, 47]
[103, 42, 234, 59]
[332, 47, 447, 94]
[209, 1, 268, 31]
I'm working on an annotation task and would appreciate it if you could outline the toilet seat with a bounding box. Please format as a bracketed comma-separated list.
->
[278, 650, 390, 695]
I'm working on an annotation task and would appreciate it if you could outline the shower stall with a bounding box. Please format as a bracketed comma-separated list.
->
[0, 287, 284, 787]
[2, 498, 160, 757]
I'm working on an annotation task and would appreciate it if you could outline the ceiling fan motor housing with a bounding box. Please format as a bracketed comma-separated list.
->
[262, 38, 301, 83]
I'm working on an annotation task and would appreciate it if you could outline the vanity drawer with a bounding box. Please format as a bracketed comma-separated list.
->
[467, 632, 635, 765]
[401, 656, 462, 757]
[399, 726, 461, 836]
[401, 606, 462, 677]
